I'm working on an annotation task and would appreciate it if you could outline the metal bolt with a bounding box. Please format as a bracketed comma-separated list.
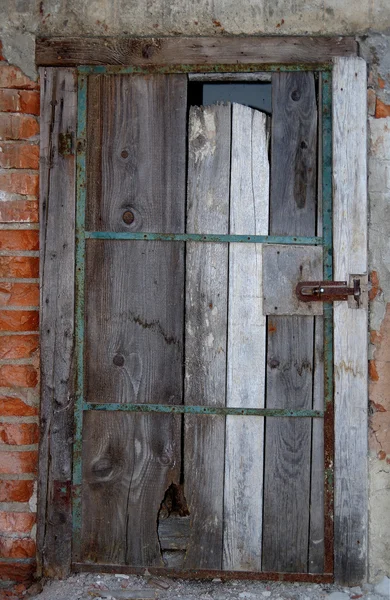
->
[123, 210, 135, 225]
[121, 150, 129, 159]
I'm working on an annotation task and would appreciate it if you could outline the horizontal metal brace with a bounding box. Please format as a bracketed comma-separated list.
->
[85, 231, 323, 245]
[84, 402, 324, 418]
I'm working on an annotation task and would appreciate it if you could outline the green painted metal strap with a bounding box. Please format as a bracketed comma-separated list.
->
[321, 71, 335, 575]
[86, 231, 323, 245]
[84, 403, 324, 418]
[78, 64, 333, 76]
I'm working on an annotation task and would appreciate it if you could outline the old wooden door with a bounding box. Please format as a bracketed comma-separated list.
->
[39, 47, 367, 584]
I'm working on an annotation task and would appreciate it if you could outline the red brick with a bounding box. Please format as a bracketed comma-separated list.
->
[19, 91, 40, 116]
[0, 114, 39, 140]
[0, 480, 34, 502]
[0, 200, 38, 223]
[0, 537, 36, 559]
[0, 231, 38, 251]
[0, 283, 39, 307]
[0, 365, 38, 387]
[0, 90, 39, 115]
[0, 144, 39, 169]
[0, 398, 37, 417]
[0, 257, 39, 278]
[0, 311, 38, 332]
[0, 41, 4, 62]
[0, 66, 38, 91]
[0, 512, 35, 533]
[0, 172, 38, 196]
[0, 335, 39, 359]
[0, 451, 37, 474]
[0, 561, 35, 582]
[0, 423, 39, 445]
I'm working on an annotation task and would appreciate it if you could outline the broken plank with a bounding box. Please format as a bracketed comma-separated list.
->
[223, 104, 269, 572]
[184, 104, 231, 570]
[262, 72, 317, 573]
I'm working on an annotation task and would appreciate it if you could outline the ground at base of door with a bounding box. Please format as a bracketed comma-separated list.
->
[2, 573, 387, 600]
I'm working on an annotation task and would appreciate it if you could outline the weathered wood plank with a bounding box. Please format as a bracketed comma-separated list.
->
[158, 515, 191, 551]
[36, 36, 357, 67]
[262, 244, 323, 316]
[309, 316, 325, 573]
[309, 98, 325, 573]
[82, 74, 187, 566]
[333, 57, 368, 585]
[270, 73, 318, 236]
[37, 67, 77, 577]
[184, 104, 231, 570]
[82, 411, 181, 565]
[262, 72, 317, 573]
[223, 104, 268, 572]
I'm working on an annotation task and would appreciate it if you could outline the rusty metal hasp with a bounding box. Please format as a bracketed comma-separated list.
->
[296, 275, 368, 308]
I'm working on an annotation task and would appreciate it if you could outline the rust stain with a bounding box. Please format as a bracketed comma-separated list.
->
[371, 401, 387, 412]
[369, 302, 390, 459]
[369, 270, 382, 301]
[378, 76, 386, 89]
[375, 98, 390, 118]
[268, 321, 277, 334]
[369, 360, 379, 381]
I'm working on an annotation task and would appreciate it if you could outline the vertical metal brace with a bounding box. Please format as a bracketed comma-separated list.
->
[321, 71, 334, 576]
[72, 73, 87, 560]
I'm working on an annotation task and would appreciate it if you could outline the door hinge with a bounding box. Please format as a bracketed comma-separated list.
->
[296, 274, 368, 309]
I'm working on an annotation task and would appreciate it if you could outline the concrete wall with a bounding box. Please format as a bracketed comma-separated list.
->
[0, 0, 389, 587]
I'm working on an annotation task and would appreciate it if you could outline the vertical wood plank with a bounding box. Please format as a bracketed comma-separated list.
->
[309, 317, 325, 572]
[223, 104, 269, 571]
[82, 74, 187, 566]
[263, 72, 317, 573]
[184, 104, 231, 570]
[37, 67, 77, 577]
[333, 57, 368, 585]
[309, 89, 325, 573]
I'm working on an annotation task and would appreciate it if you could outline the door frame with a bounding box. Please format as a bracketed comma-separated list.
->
[36, 36, 367, 586]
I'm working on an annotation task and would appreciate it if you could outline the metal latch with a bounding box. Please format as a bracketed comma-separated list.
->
[296, 274, 368, 309]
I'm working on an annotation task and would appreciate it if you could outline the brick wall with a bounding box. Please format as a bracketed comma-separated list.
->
[0, 41, 39, 585]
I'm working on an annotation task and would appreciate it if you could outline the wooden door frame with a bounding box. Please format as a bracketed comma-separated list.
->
[36, 36, 367, 586]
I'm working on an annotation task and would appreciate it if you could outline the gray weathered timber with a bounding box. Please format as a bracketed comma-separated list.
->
[158, 516, 191, 551]
[223, 104, 269, 572]
[86, 74, 187, 232]
[333, 57, 368, 585]
[36, 36, 357, 67]
[82, 411, 181, 565]
[309, 110, 325, 573]
[263, 316, 314, 572]
[269, 72, 317, 237]
[38, 67, 77, 577]
[309, 316, 325, 573]
[262, 244, 323, 316]
[81, 74, 187, 566]
[262, 72, 317, 573]
[184, 104, 231, 570]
